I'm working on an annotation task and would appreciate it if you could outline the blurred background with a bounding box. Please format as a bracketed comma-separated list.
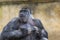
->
[0, 0, 60, 40]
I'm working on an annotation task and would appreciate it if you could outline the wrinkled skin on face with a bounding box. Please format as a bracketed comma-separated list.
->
[19, 9, 30, 23]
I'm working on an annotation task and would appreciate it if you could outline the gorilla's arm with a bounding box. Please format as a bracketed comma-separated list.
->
[33, 19, 48, 40]
[1, 18, 28, 39]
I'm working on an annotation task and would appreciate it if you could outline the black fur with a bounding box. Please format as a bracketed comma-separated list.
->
[1, 8, 48, 40]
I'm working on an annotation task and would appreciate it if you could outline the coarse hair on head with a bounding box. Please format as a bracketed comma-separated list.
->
[19, 7, 32, 14]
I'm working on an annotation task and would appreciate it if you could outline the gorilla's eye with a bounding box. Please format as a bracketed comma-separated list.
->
[20, 10, 28, 13]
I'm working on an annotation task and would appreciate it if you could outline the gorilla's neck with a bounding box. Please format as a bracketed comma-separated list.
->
[27, 16, 35, 26]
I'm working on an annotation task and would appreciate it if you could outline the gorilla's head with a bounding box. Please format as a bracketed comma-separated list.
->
[19, 7, 32, 23]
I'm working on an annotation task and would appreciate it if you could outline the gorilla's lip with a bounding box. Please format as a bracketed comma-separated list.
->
[20, 17, 25, 19]
[20, 15, 25, 17]
[20, 16, 25, 19]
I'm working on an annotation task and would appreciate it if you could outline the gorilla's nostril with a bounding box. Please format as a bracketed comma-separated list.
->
[20, 14, 25, 17]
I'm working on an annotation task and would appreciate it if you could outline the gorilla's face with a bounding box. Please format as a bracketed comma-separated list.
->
[19, 9, 30, 22]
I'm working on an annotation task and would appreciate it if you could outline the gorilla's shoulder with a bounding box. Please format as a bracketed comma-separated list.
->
[33, 19, 44, 29]
[4, 17, 20, 28]
[6, 17, 20, 26]
[33, 19, 41, 23]
[10, 17, 19, 23]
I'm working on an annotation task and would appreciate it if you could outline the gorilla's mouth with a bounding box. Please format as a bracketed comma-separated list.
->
[20, 17, 26, 20]
[20, 15, 25, 17]
[20, 15, 25, 19]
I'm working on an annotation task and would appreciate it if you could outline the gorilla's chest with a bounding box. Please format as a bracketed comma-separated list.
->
[19, 23, 39, 40]
[19, 23, 34, 31]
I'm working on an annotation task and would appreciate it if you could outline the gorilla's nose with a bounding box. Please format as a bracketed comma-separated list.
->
[20, 14, 25, 17]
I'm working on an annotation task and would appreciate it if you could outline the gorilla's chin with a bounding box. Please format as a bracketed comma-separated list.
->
[20, 18, 27, 23]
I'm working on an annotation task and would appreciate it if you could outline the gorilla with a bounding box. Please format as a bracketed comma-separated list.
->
[1, 7, 48, 40]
